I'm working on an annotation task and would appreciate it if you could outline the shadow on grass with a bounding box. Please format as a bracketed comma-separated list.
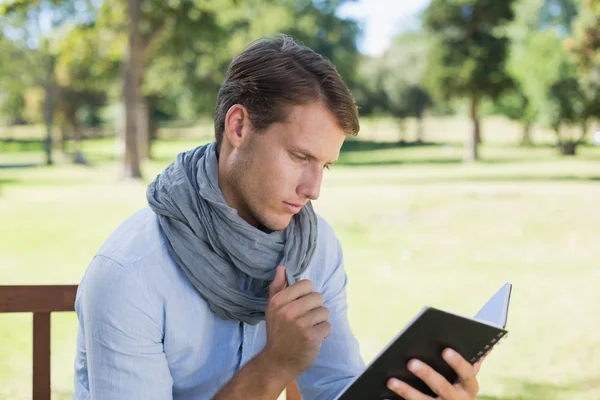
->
[335, 155, 575, 168]
[341, 139, 440, 152]
[338, 158, 463, 167]
[411, 174, 600, 183]
[2, 138, 599, 172]
[338, 140, 463, 167]
[131, 139, 600, 166]
[479, 378, 600, 400]
[0, 163, 41, 169]
[340, 174, 600, 186]
[336, 139, 600, 167]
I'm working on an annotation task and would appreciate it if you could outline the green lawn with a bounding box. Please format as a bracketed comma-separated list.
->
[1, 117, 599, 399]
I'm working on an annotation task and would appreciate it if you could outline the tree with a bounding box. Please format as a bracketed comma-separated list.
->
[353, 54, 387, 116]
[500, 0, 545, 146]
[0, 0, 95, 165]
[494, 81, 534, 145]
[283, 0, 360, 89]
[571, 0, 600, 144]
[95, 0, 232, 179]
[512, 27, 593, 155]
[354, 33, 433, 142]
[380, 33, 433, 143]
[90, 0, 358, 180]
[126, 0, 360, 170]
[0, 36, 30, 124]
[160, 0, 361, 118]
[423, 0, 517, 161]
[499, 0, 591, 151]
[546, 73, 590, 155]
[539, 0, 578, 31]
[54, 22, 117, 163]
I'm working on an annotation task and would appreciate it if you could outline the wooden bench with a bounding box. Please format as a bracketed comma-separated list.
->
[0, 285, 301, 400]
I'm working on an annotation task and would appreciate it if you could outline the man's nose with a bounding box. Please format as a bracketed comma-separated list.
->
[297, 165, 323, 201]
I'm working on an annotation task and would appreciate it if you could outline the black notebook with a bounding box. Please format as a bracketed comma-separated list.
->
[334, 283, 512, 400]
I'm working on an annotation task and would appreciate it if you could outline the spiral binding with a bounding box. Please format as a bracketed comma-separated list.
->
[469, 330, 508, 364]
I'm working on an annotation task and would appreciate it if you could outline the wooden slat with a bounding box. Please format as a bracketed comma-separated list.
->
[286, 381, 302, 400]
[33, 312, 51, 400]
[0, 285, 77, 313]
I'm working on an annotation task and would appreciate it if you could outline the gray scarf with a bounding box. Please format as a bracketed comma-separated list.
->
[146, 142, 318, 325]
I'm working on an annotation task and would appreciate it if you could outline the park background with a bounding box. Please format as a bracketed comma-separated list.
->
[1, 0, 599, 399]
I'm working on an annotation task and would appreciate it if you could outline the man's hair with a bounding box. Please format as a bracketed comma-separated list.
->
[214, 35, 359, 151]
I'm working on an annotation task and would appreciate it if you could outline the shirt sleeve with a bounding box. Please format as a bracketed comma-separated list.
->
[74, 255, 173, 400]
[296, 236, 365, 400]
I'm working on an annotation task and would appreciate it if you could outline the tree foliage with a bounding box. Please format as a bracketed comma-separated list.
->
[423, 0, 517, 161]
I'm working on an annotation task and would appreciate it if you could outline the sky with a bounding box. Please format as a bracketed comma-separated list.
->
[337, 0, 431, 56]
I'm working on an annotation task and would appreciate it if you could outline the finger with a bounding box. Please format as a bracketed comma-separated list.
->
[442, 348, 479, 396]
[286, 292, 325, 318]
[407, 359, 456, 400]
[313, 320, 332, 341]
[296, 306, 330, 328]
[268, 265, 288, 299]
[387, 378, 433, 400]
[271, 278, 314, 306]
[473, 354, 486, 375]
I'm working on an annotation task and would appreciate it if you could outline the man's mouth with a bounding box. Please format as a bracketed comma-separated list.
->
[283, 201, 303, 213]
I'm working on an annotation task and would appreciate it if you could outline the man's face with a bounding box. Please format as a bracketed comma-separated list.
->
[230, 101, 346, 231]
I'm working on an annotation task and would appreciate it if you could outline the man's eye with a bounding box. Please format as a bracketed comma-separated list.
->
[294, 153, 308, 162]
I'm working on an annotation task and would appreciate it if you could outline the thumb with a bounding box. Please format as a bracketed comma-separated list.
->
[269, 265, 287, 299]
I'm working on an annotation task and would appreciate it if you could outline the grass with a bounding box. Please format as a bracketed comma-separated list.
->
[1, 117, 599, 399]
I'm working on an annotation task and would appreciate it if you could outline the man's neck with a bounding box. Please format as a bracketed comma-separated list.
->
[217, 152, 259, 228]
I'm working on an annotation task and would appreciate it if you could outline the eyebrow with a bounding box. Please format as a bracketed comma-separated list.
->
[292, 147, 338, 166]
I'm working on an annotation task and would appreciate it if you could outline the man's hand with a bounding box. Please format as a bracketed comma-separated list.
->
[386, 349, 484, 400]
[260, 265, 332, 381]
[213, 265, 331, 400]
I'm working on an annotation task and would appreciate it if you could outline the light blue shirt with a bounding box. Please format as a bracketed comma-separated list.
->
[73, 207, 365, 400]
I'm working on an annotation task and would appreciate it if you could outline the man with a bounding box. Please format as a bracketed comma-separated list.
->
[73, 36, 483, 400]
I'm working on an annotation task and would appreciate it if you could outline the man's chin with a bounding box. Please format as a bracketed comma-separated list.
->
[259, 215, 293, 232]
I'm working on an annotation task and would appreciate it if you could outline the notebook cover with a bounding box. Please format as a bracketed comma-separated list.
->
[335, 307, 507, 400]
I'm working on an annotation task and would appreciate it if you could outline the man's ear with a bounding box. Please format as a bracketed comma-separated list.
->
[224, 104, 252, 149]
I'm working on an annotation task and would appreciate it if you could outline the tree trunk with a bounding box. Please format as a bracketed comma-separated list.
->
[415, 114, 424, 143]
[558, 119, 590, 156]
[552, 125, 576, 155]
[115, 101, 125, 161]
[148, 102, 158, 160]
[121, 0, 143, 180]
[397, 118, 407, 144]
[520, 122, 532, 146]
[558, 142, 577, 155]
[464, 95, 479, 162]
[59, 121, 68, 153]
[137, 97, 149, 161]
[43, 58, 56, 166]
[72, 121, 87, 165]
[474, 123, 482, 144]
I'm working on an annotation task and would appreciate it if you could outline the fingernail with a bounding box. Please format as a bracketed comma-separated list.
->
[443, 348, 456, 360]
[388, 378, 401, 389]
[408, 359, 422, 371]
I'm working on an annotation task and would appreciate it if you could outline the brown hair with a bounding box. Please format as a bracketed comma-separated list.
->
[214, 35, 359, 151]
